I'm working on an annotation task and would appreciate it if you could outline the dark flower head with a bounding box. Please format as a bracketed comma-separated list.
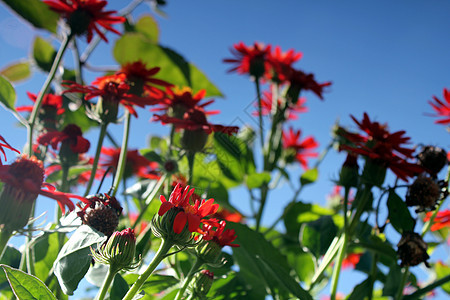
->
[287, 69, 331, 100]
[44, 0, 126, 43]
[282, 127, 318, 169]
[417, 146, 448, 177]
[100, 147, 159, 180]
[224, 42, 271, 79]
[428, 88, 450, 125]
[397, 231, 430, 267]
[0, 135, 19, 165]
[406, 175, 441, 212]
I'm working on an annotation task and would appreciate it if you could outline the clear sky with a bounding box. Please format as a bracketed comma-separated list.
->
[0, 0, 449, 298]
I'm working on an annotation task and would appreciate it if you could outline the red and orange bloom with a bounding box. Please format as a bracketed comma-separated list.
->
[424, 209, 450, 231]
[287, 69, 331, 100]
[342, 253, 362, 269]
[37, 124, 90, 154]
[0, 135, 19, 165]
[0, 156, 88, 231]
[253, 90, 308, 120]
[118, 61, 173, 97]
[211, 207, 244, 223]
[224, 42, 271, 78]
[17, 92, 65, 115]
[339, 113, 422, 181]
[100, 147, 158, 180]
[44, 0, 125, 43]
[199, 219, 239, 248]
[428, 88, 450, 125]
[266, 46, 303, 83]
[282, 127, 319, 169]
[158, 184, 219, 234]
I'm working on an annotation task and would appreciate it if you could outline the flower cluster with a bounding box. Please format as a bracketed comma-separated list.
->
[282, 127, 319, 169]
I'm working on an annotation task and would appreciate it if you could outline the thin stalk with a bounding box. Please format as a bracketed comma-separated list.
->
[368, 253, 379, 300]
[330, 234, 348, 299]
[255, 79, 265, 149]
[84, 122, 108, 197]
[403, 274, 450, 300]
[255, 184, 268, 232]
[71, 39, 83, 84]
[96, 267, 117, 300]
[395, 266, 409, 300]
[111, 111, 131, 197]
[122, 239, 174, 300]
[27, 33, 73, 155]
[0, 229, 12, 260]
[175, 258, 203, 300]
[187, 152, 195, 186]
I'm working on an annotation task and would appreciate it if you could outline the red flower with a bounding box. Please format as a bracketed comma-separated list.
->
[44, 0, 125, 43]
[428, 88, 450, 125]
[266, 46, 303, 82]
[282, 127, 319, 169]
[158, 184, 219, 234]
[0, 135, 19, 165]
[153, 107, 239, 135]
[37, 124, 90, 154]
[342, 253, 362, 269]
[17, 92, 65, 115]
[211, 207, 244, 223]
[287, 69, 331, 100]
[199, 219, 239, 248]
[424, 209, 450, 231]
[223, 42, 271, 78]
[340, 113, 422, 181]
[253, 90, 308, 120]
[151, 87, 219, 116]
[0, 156, 88, 214]
[100, 147, 158, 179]
[118, 61, 173, 97]
[64, 75, 159, 118]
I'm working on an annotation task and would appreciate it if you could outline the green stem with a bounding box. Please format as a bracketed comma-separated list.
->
[175, 258, 203, 300]
[187, 152, 195, 186]
[403, 274, 450, 300]
[96, 267, 117, 300]
[122, 239, 174, 300]
[255, 79, 265, 149]
[27, 33, 73, 155]
[0, 229, 12, 260]
[255, 184, 268, 232]
[395, 267, 409, 300]
[84, 123, 108, 197]
[71, 39, 83, 84]
[368, 253, 378, 300]
[330, 234, 348, 299]
[112, 111, 131, 197]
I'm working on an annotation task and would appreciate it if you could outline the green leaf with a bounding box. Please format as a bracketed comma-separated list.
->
[285, 246, 316, 285]
[113, 33, 222, 97]
[123, 274, 178, 295]
[0, 61, 31, 83]
[245, 172, 271, 189]
[32, 37, 57, 72]
[227, 222, 312, 299]
[0, 75, 16, 111]
[110, 273, 129, 300]
[60, 98, 97, 132]
[139, 149, 163, 164]
[53, 225, 106, 295]
[207, 272, 253, 299]
[300, 215, 338, 257]
[1, 0, 59, 33]
[347, 278, 372, 300]
[387, 190, 415, 234]
[0, 264, 56, 300]
[135, 15, 159, 43]
[382, 263, 402, 297]
[435, 261, 450, 294]
[33, 231, 63, 282]
[300, 168, 319, 186]
[0, 246, 21, 268]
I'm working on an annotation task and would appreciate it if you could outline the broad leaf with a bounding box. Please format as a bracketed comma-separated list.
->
[435, 261, 450, 294]
[207, 272, 253, 299]
[134, 15, 159, 43]
[382, 263, 402, 297]
[33, 231, 63, 282]
[300, 215, 338, 257]
[53, 225, 106, 295]
[0, 61, 31, 83]
[123, 274, 178, 296]
[245, 172, 271, 189]
[387, 190, 415, 234]
[347, 278, 372, 300]
[1, 0, 59, 33]
[300, 168, 319, 186]
[0, 264, 56, 300]
[0, 75, 16, 111]
[110, 273, 129, 300]
[33, 37, 57, 72]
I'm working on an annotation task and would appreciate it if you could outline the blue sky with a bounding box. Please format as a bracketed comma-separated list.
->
[1, 0, 449, 298]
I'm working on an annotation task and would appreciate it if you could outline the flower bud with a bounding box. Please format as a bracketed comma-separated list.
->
[195, 240, 222, 265]
[91, 228, 139, 272]
[361, 159, 386, 187]
[397, 231, 430, 267]
[405, 176, 441, 212]
[96, 91, 119, 124]
[338, 153, 359, 188]
[151, 207, 194, 246]
[417, 146, 448, 177]
[188, 270, 214, 299]
[181, 129, 209, 153]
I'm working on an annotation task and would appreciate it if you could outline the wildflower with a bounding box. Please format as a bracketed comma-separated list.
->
[0, 156, 85, 231]
[282, 127, 318, 169]
[37, 124, 90, 154]
[266, 46, 302, 83]
[339, 113, 422, 182]
[417, 146, 448, 177]
[211, 207, 244, 223]
[406, 176, 441, 212]
[77, 193, 122, 237]
[342, 253, 362, 269]
[424, 209, 450, 231]
[44, 0, 126, 43]
[397, 231, 430, 267]
[100, 147, 158, 180]
[428, 88, 450, 125]
[252, 90, 307, 120]
[223, 42, 271, 79]
[286, 69, 331, 100]
[0, 135, 19, 165]
[17, 92, 65, 115]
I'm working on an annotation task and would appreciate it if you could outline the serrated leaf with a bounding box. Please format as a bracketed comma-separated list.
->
[300, 215, 338, 257]
[53, 225, 106, 295]
[387, 190, 415, 234]
[0, 61, 31, 83]
[245, 172, 271, 189]
[33, 37, 57, 72]
[0, 75, 16, 111]
[300, 168, 318, 186]
[1, 0, 59, 33]
[1, 264, 57, 300]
